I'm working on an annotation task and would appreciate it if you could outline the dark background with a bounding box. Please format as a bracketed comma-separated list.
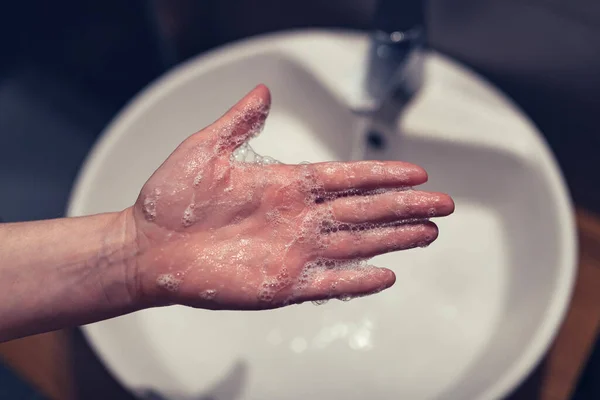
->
[0, 0, 599, 399]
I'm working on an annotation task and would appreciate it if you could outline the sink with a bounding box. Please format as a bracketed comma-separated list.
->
[67, 30, 577, 400]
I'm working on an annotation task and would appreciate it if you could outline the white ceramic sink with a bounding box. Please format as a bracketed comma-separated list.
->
[68, 30, 576, 400]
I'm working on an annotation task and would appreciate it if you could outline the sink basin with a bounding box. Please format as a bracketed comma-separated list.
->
[67, 30, 576, 400]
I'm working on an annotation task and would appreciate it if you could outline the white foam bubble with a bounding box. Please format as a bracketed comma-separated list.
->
[182, 203, 196, 227]
[142, 188, 161, 221]
[231, 142, 282, 166]
[265, 209, 281, 222]
[156, 273, 182, 292]
[261, 156, 277, 165]
[199, 289, 217, 300]
[193, 172, 203, 186]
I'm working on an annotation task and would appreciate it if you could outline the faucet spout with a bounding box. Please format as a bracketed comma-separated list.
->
[364, 0, 427, 112]
[350, 1, 427, 160]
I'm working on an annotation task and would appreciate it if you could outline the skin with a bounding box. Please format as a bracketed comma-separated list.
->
[0, 85, 454, 343]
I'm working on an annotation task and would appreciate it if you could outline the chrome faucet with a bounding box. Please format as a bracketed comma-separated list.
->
[361, 0, 426, 131]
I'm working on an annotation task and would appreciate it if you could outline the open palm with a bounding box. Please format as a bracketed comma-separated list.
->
[131, 85, 454, 310]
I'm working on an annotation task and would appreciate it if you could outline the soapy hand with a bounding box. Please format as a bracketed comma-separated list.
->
[131, 85, 454, 310]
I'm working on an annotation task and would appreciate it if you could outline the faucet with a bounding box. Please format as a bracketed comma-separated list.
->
[361, 0, 426, 134]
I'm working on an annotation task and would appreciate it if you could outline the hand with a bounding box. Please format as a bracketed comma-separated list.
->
[130, 85, 454, 310]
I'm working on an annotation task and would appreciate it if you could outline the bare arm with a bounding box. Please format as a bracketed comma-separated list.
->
[0, 210, 139, 341]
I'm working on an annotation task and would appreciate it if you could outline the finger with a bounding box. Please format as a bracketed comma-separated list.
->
[290, 265, 395, 303]
[308, 161, 428, 192]
[330, 190, 454, 224]
[210, 84, 272, 152]
[321, 221, 438, 259]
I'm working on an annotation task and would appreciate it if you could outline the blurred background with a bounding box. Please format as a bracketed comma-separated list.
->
[0, 0, 599, 399]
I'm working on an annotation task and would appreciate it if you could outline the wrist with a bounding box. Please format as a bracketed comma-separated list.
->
[94, 207, 144, 311]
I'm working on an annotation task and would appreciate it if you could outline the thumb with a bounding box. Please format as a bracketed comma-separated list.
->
[210, 84, 271, 153]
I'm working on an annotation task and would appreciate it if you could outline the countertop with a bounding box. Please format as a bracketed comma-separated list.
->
[1, 208, 600, 400]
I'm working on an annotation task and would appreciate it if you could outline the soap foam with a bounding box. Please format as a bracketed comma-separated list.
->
[142, 188, 161, 221]
[182, 203, 196, 227]
[287, 257, 373, 304]
[218, 99, 271, 153]
[199, 289, 218, 300]
[157, 273, 183, 292]
[193, 172, 203, 186]
[231, 142, 282, 166]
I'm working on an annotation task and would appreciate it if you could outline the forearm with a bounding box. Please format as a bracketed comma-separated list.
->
[0, 209, 140, 342]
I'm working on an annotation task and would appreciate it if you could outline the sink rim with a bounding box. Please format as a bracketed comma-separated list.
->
[67, 28, 577, 400]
